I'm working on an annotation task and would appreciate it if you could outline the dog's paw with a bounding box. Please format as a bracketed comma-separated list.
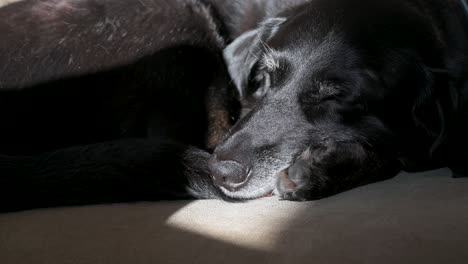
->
[276, 149, 330, 201]
[276, 141, 401, 201]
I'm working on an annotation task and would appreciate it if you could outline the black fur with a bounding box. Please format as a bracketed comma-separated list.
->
[0, 0, 239, 212]
[1, 0, 467, 211]
[209, 0, 468, 200]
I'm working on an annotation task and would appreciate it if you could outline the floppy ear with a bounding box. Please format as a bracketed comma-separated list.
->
[223, 18, 287, 97]
[412, 66, 459, 156]
[223, 30, 259, 97]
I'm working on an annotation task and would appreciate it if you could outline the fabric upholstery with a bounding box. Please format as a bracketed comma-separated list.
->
[1, 169, 467, 264]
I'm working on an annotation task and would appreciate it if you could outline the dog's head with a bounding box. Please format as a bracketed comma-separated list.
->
[209, 1, 452, 199]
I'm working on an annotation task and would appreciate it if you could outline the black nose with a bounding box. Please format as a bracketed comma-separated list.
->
[209, 157, 248, 191]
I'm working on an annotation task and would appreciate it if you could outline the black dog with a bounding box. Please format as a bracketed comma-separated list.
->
[208, 0, 468, 200]
[0, 0, 245, 212]
[1, 0, 467, 212]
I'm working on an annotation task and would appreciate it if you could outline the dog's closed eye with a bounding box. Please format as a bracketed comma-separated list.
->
[309, 71, 356, 100]
[314, 80, 342, 100]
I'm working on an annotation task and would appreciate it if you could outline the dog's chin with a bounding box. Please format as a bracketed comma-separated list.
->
[219, 186, 276, 200]
[218, 177, 277, 200]
[214, 160, 295, 199]
[217, 168, 286, 199]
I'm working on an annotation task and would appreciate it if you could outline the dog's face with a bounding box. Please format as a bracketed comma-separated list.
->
[209, 1, 449, 200]
[209, 6, 398, 200]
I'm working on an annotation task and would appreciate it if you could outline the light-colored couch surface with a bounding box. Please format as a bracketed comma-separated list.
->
[1, 169, 467, 264]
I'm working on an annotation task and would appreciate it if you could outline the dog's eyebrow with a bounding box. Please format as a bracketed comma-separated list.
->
[261, 52, 280, 71]
[258, 38, 275, 55]
[257, 39, 280, 71]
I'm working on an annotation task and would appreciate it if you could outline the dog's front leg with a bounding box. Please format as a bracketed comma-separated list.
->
[0, 139, 224, 212]
[277, 141, 401, 201]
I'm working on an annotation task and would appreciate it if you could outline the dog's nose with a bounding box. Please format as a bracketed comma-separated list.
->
[209, 157, 248, 190]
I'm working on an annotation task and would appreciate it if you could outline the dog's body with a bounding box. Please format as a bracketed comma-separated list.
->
[0, 0, 242, 211]
[209, 0, 468, 200]
[0, 0, 467, 211]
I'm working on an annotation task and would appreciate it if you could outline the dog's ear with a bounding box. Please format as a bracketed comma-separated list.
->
[412, 67, 459, 156]
[223, 18, 286, 97]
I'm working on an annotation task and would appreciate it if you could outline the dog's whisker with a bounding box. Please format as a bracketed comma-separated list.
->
[248, 50, 260, 61]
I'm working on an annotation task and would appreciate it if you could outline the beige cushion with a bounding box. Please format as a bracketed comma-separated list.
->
[1, 169, 467, 264]
[0, 0, 20, 8]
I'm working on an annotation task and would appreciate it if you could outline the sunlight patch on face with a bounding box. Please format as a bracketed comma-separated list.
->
[166, 198, 307, 251]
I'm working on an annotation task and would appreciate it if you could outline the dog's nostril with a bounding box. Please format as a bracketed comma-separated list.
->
[209, 158, 248, 189]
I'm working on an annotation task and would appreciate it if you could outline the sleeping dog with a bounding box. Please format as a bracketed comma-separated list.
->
[208, 0, 468, 200]
[0, 0, 467, 211]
